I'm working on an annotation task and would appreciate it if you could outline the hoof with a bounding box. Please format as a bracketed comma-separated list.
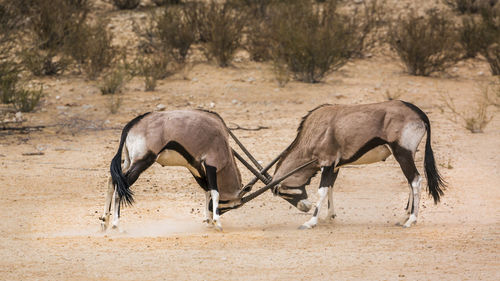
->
[402, 221, 416, 228]
[100, 223, 108, 232]
[213, 221, 223, 232]
[298, 224, 314, 230]
[329, 214, 337, 220]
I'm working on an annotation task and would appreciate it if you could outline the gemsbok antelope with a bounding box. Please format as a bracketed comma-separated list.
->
[272, 100, 446, 229]
[100, 109, 244, 231]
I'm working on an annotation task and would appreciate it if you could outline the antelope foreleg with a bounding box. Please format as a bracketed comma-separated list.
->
[100, 177, 114, 231]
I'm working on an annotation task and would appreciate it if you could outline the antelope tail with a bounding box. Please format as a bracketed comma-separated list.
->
[110, 112, 150, 207]
[402, 101, 446, 203]
[422, 120, 446, 203]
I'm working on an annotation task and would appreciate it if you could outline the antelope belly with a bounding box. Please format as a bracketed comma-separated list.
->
[156, 149, 200, 177]
[348, 145, 391, 165]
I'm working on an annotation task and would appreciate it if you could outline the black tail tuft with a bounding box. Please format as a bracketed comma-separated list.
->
[109, 112, 150, 207]
[401, 101, 446, 204]
[423, 127, 446, 204]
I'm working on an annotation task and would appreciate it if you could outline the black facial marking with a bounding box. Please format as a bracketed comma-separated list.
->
[279, 184, 308, 207]
[337, 137, 388, 166]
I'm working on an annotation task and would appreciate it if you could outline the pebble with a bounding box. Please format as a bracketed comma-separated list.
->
[156, 104, 166, 111]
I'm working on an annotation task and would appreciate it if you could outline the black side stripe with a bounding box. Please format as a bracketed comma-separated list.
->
[337, 137, 388, 167]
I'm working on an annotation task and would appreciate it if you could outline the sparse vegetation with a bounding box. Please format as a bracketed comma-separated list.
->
[0, 61, 20, 103]
[198, 1, 246, 67]
[69, 22, 117, 80]
[478, 6, 500, 75]
[268, 1, 359, 83]
[107, 94, 122, 114]
[444, 0, 497, 14]
[459, 16, 484, 58]
[134, 54, 174, 91]
[12, 85, 44, 112]
[99, 67, 129, 95]
[389, 9, 461, 76]
[20, 48, 70, 76]
[155, 6, 196, 63]
[441, 92, 493, 133]
[152, 0, 181, 6]
[113, 0, 140, 10]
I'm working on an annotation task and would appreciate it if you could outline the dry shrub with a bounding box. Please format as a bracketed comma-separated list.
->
[64, 21, 117, 79]
[134, 54, 174, 91]
[459, 16, 484, 58]
[443, 0, 497, 14]
[27, 0, 89, 51]
[20, 49, 70, 76]
[269, 1, 358, 83]
[478, 6, 500, 75]
[12, 85, 44, 113]
[0, 62, 19, 104]
[389, 9, 461, 76]
[100, 67, 129, 95]
[113, 0, 140, 10]
[15, 0, 89, 76]
[441, 92, 493, 133]
[155, 6, 196, 63]
[349, 0, 388, 57]
[107, 94, 122, 114]
[152, 0, 181, 6]
[198, 1, 246, 67]
[0, 2, 22, 54]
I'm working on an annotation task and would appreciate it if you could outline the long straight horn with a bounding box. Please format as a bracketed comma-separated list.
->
[237, 151, 284, 197]
[240, 159, 317, 205]
[228, 130, 272, 180]
[233, 149, 269, 184]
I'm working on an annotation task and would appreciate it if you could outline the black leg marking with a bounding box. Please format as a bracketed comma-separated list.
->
[319, 165, 338, 187]
[124, 151, 157, 187]
[391, 144, 420, 214]
[313, 207, 319, 217]
[205, 164, 218, 191]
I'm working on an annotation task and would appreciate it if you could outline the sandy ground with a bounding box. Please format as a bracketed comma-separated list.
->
[1, 2, 500, 280]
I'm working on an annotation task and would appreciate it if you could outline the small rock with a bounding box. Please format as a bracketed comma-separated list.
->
[82, 104, 93, 110]
[209, 102, 215, 108]
[191, 77, 198, 82]
[247, 77, 256, 83]
[56, 106, 67, 110]
[452, 67, 458, 72]
[354, 0, 364, 4]
[15, 112, 22, 121]
[231, 99, 238, 104]
[156, 104, 166, 111]
[478, 71, 484, 76]
[55, 95, 61, 100]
